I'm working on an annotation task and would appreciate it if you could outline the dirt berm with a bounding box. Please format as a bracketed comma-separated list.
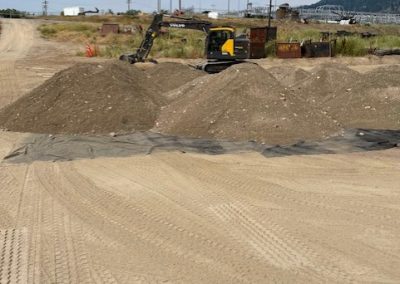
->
[0, 61, 206, 135]
[292, 64, 400, 130]
[155, 63, 340, 145]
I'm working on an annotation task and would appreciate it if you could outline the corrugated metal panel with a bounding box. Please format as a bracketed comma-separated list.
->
[276, 43, 302, 58]
[249, 42, 265, 59]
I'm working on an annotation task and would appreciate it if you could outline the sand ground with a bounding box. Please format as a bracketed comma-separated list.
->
[0, 19, 400, 283]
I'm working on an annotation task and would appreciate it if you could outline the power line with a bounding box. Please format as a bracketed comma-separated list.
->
[42, 0, 48, 16]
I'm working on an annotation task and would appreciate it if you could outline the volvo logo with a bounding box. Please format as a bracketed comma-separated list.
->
[169, 23, 186, 28]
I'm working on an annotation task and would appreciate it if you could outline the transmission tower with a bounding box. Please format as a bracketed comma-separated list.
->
[127, 0, 132, 11]
[42, 0, 48, 16]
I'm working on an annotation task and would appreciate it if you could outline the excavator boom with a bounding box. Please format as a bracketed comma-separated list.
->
[120, 14, 212, 64]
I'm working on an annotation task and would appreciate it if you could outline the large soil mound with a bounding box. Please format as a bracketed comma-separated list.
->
[155, 64, 340, 145]
[0, 61, 165, 135]
[291, 64, 363, 107]
[266, 66, 310, 87]
[1, 60, 399, 145]
[326, 65, 400, 129]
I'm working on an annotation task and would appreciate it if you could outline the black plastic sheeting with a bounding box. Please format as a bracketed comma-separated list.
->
[3, 129, 400, 163]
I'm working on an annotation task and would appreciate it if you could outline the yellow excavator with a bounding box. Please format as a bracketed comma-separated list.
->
[120, 14, 251, 73]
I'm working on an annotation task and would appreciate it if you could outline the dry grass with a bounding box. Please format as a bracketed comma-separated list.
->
[38, 16, 400, 59]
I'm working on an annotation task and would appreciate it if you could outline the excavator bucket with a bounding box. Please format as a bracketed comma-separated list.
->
[120, 14, 164, 64]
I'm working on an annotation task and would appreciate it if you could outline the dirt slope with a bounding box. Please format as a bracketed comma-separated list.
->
[156, 63, 340, 145]
[266, 66, 310, 87]
[0, 62, 164, 134]
[328, 65, 400, 129]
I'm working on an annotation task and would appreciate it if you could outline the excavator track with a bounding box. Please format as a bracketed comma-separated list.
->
[199, 61, 244, 74]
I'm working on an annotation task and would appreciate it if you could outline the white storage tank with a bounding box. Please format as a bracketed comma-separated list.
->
[63, 7, 84, 16]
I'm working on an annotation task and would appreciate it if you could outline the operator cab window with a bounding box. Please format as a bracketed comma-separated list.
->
[208, 30, 233, 52]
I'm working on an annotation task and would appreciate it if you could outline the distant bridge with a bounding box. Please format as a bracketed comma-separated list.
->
[298, 7, 400, 24]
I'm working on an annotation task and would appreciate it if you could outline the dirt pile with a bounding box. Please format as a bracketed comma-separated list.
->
[286, 63, 400, 130]
[155, 64, 340, 145]
[0, 61, 165, 135]
[326, 65, 400, 129]
[145, 62, 205, 94]
[1, 59, 399, 144]
[266, 66, 310, 87]
[291, 64, 363, 107]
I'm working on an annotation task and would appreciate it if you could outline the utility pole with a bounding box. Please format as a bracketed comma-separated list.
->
[179, 0, 182, 11]
[157, 0, 161, 12]
[42, 0, 48, 16]
[228, 0, 231, 14]
[127, 0, 131, 11]
[170, 0, 173, 13]
[267, 0, 272, 40]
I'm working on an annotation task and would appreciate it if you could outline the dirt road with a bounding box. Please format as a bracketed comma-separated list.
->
[0, 19, 90, 107]
[0, 19, 35, 106]
[0, 19, 400, 283]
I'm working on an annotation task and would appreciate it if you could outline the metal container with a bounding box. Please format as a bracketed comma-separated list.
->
[276, 43, 301, 58]
[250, 27, 267, 43]
[303, 42, 333, 58]
[101, 23, 120, 36]
[250, 27, 277, 42]
[249, 42, 265, 59]
[63, 7, 84, 16]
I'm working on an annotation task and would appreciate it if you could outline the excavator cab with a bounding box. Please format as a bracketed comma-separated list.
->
[206, 28, 235, 60]
[206, 27, 249, 61]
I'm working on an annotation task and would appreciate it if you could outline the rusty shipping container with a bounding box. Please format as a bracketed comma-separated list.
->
[249, 42, 265, 59]
[276, 42, 301, 58]
[250, 27, 267, 43]
[101, 23, 119, 36]
[250, 27, 277, 42]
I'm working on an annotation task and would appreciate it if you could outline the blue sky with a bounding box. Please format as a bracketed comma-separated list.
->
[0, 0, 316, 13]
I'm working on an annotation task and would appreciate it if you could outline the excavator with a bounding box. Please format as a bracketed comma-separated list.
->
[120, 14, 251, 73]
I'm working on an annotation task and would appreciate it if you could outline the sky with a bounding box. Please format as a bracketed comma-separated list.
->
[0, 0, 317, 14]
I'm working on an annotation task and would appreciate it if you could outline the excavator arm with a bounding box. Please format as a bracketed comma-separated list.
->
[120, 14, 213, 64]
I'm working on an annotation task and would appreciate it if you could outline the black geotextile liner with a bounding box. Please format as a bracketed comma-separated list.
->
[3, 129, 400, 163]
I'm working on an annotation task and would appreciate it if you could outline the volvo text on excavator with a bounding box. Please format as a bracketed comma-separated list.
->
[120, 14, 252, 73]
